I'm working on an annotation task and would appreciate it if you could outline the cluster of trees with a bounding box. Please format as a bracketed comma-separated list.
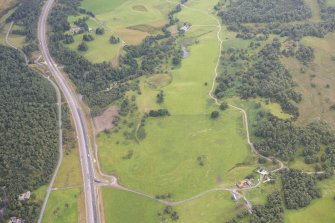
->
[296, 44, 314, 63]
[157, 206, 179, 222]
[281, 169, 321, 209]
[250, 192, 284, 223]
[0, 46, 58, 222]
[216, 40, 301, 117]
[148, 109, 170, 117]
[109, 35, 120, 44]
[156, 90, 164, 104]
[254, 111, 335, 172]
[48, 0, 183, 116]
[218, 0, 311, 23]
[218, 0, 335, 40]
[5, 0, 43, 57]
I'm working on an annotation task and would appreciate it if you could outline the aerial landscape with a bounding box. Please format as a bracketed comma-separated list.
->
[0, 0, 335, 222]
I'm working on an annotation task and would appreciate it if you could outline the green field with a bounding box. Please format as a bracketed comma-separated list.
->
[326, 0, 335, 6]
[102, 187, 247, 223]
[102, 187, 165, 223]
[42, 188, 82, 223]
[67, 0, 172, 62]
[97, 0, 254, 201]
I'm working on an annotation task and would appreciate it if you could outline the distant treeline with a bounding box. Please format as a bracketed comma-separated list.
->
[0, 46, 58, 222]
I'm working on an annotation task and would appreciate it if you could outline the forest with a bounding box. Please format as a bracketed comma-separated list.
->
[218, 0, 311, 23]
[281, 169, 321, 209]
[0, 46, 58, 222]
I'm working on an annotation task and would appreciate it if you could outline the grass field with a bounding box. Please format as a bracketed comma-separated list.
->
[326, 0, 335, 6]
[97, 0, 252, 205]
[102, 187, 165, 223]
[68, 0, 172, 62]
[102, 187, 247, 223]
[42, 188, 82, 223]
[42, 146, 84, 223]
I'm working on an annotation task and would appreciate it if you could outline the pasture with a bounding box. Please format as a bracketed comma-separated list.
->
[42, 188, 82, 223]
[102, 187, 247, 223]
[97, 0, 252, 203]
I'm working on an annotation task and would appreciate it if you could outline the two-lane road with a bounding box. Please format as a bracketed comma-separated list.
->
[37, 0, 98, 222]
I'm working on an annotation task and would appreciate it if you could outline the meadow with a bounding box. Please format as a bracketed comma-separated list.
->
[96, 0, 254, 202]
[102, 187, 246, 223]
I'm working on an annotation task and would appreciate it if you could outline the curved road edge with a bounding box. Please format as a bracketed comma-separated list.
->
[37, 0, 98, 222]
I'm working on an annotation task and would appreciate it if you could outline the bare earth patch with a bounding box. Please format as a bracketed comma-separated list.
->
[132, 5, 148, 12]
[93, 106, 119, 133]
[114, 28, 148, 45]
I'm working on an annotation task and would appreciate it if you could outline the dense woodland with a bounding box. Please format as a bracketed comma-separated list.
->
[218, 0, 311, 23]
[0, 46, 58, 222]
[217, 0, 335, 39]
[47, 0, 183, 116]
[281, 169, 321, 209]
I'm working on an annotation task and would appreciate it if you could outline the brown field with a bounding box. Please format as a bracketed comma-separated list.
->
[132, 5, 148, 12]
[93, 106, 118, 133]
[0, 0, 15, 12]
[114, 28, 148, 45]
[281, 33, 335, 127]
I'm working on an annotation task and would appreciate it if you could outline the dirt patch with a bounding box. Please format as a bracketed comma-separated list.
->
[132, 5, 148, 12]
[93, 106, 119, 133]
[114, 28, 148, 45]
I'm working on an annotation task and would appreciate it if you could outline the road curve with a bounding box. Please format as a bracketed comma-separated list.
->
[37, 0, 98, 222]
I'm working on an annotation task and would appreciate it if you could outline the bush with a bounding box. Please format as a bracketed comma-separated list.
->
[110, 35, 120, 44]
[220, 102, 229, 110]
[210, 111, 219, 119]
[95, 27, 105, 35]
[83, 34, 94, 41]
[78, 42, 88, 51]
